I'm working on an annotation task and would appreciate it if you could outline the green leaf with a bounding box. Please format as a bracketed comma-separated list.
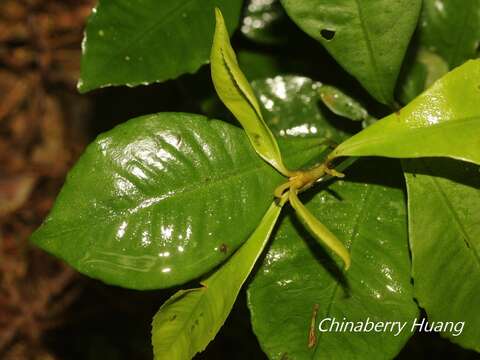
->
[251, 76, 355, 170]
[403, 158, 480, 352]
[289, 188, 351, 269]
[79, 0, 242, 92]
[280, 0, 422, 104]
[31, 113, 287, 290]
[151, 201, 283, 360]
[418, 0, 480, 69]
[211, 9, 291, 176]
[318, 85, 371, 122]
[329, 60, 480, 165]
[202, 75, 351, 171]
[248, 159, 419, 359]
[252, 76, 352, 142]
[397, 49, 449, 105]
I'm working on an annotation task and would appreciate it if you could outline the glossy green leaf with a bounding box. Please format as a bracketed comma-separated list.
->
[419, 0, 480, 69]
[202, 75, 350, 171]
[280, 0, 421, 104]
[318, 85, 370, 122]
[248, 159, 419, 359]
[211, 9, 290, 176]
[79, 0, 242, 92]
[329, 60, 480, 165]
[31, 113, 287, 290]
[251, 76, 354, 170]
[252, 76, 352, 142]
[151, 201, 283, 360]
[403, 158, 480, 352]
[289, 188, 351, 269]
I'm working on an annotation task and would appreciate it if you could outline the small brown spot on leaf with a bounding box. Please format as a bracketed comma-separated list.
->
[219, 243, 228, 254]
[308, 304, 319, 348]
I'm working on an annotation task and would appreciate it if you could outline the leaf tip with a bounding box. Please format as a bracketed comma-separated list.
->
[213, 7, 225, 30]
[344, 255, 351, 271]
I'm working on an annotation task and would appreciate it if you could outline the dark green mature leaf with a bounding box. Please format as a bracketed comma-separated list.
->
[79, 0, 242, 92]
[152, 201, 283, 360]
[248, 159, 418, 359]
[251, 76, 354, 170]
[32, 113, 287, 290]
[252, 76, 351, 141]
[202, 75, 351, 171]
[280, 0, 421, 104]
[329, 60, 480, 165]
[419, 0, 480, 69]
[404, 158, 480, 352]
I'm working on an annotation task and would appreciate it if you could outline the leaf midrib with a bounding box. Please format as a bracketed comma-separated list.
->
[312, 185, 373, 358]
[353, 0, 387, 103]
[104, 141, 324, 215]
[421, 159, 480, 268]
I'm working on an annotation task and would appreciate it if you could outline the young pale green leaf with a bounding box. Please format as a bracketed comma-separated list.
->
[318, 85, 370, 122]
[211, 9, 290, 176]
[31, 113, 290, 290]
[202, 75, 354, 170]
[281, 0, 421, 104]
[404, 158, 480, 352]
[248, 159, 418, 360]
[79, 0, 242, 92]
[152, 201, 283, 360]
[329, 60, 480, 165]
[419, 0, 480, 69]
[289, 188, 351, 269]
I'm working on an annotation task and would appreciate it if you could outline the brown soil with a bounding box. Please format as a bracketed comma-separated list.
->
[0, 1, 93, 358]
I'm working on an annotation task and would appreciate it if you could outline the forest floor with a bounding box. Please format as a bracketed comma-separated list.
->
[0, 1, 96, 358]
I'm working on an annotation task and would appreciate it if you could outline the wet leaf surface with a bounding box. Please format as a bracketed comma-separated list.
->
[404, 158, 480, 352]
[79, 0, 242, 92]
[32, 113, 284, 289]
[248, 159, 418, 359]
[330, 60, 480, 165]
[281, 0, 421, 104]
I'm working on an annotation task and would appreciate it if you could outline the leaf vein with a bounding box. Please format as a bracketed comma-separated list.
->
[312, 185, 373, 356]
[421, 159, 480, 267]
